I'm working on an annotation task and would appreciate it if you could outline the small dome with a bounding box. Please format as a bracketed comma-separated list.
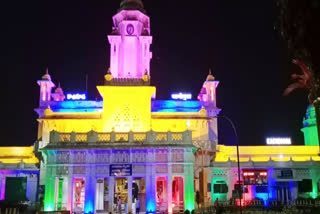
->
[206, 69, 215, 81]
[142, 69, 150, 82]
[44, 106, 53, 116]
[55, 83, 64, 94]
[104, 68, 113, 81]
[42, 68, 52, 81]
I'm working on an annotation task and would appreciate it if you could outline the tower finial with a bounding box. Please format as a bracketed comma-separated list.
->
[206, 68, 215, 81]
[119, 0, 145, 13]
[42, 68, 52, 81]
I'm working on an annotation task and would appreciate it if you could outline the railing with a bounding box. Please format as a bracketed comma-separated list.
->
[49, 130, 192, 146]
[194, 199, 320, 214]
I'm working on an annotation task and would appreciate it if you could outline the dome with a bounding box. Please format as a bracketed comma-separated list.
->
[42, 69, 52, 81]
[206, 69, 215, 81]
[119, 0, 146, 13]
[55, 83, 64, 94]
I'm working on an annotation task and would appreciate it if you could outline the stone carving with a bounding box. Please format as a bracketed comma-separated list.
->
[56, 151, 70, 163]
[172, 149, 184, 162]
[73, 166, 86, 175]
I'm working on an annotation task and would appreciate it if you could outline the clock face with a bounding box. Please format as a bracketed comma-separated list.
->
[126, 24, 134, 35]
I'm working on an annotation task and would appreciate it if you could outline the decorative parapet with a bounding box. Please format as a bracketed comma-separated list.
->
[104, 77, 150, 86]
[48, 130, 192, 147]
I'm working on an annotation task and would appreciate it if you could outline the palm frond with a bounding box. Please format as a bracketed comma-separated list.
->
[283, 59, 313, 96]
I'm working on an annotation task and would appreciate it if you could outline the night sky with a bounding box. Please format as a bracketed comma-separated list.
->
[3, 0, 309, 146]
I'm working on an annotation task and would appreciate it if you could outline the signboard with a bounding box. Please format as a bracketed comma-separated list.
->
[110, 164, 132, 176]
[266, 137, 291, 145]
[66, 93, 87, 100]
[171, 93, 192, 100]
[243, 170, 268, 185]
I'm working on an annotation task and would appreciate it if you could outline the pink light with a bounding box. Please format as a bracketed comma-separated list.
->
[0, 178, 5, 200]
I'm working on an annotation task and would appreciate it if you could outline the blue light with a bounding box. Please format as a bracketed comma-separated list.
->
[151, 100, 202, 112]
[255, 193, 269, 206]
[84, 177, 95, 214]
[54, 108, 102, 113]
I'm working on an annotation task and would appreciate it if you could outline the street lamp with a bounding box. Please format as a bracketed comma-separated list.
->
[212, 115, 242, 214]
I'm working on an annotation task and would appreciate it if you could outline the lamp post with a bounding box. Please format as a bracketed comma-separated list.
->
[213, 115, 242, 214]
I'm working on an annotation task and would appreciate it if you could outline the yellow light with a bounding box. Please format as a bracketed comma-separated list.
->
[0, 146, 39, 164]
[214, 145, 320, 163]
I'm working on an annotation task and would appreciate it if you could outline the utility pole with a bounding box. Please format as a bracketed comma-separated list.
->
[214, 115, 242, 214]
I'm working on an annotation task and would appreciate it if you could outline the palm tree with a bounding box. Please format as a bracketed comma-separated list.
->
[277, 0, 320, 148]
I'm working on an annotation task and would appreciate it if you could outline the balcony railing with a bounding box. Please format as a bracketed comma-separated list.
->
[49, 130, 192, 146]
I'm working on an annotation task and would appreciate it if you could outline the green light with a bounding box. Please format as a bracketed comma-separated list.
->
[211, 177, 228, 202]
[302, 105, 319, 146]
[57, 178, 63, 210]
[184, 169, 195, 211]
[44, 176, 55, 211]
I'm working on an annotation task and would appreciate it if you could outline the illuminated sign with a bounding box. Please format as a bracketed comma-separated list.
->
[110, 164, 132, 176]
[266, 137, 291, 145]
[171, 93, 192, 100]
[66, 93, 87, 100]
[243, 170, 268, 185]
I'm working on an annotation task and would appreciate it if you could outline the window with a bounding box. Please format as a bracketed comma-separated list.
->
[298, 179, 312, 193]
[5, 177, 27, 202]
[213, 183, 228, 193]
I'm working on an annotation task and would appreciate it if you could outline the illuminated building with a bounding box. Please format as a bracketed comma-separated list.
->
[0, 147, 39, 204]
[35, 1, 217, 213]
[208, 105, 320, 207]
[31, 0, 320, 213]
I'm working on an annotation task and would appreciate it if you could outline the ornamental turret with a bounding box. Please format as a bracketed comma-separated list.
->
[198, 69, 221, 144]
[51, 83, 65, 101]
[108, 0, 152, 81]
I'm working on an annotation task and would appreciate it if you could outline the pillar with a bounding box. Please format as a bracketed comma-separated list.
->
[108, 177, 115, 213]
[184, 165, 195, 212]
[67, 176, 73, 211]
[44, 167, 56, 211]
[168, 165, 173, 214]
[127, 176, 133, 213]
[95, 178, 104, 210]
[146, 164, 156, 213]
[84, 167, 96, 214]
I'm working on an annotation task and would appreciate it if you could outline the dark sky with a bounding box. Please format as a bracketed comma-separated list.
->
[3, 0, 309, 146]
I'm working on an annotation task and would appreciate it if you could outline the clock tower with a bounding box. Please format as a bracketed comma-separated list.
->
[108, 0, 152, 79]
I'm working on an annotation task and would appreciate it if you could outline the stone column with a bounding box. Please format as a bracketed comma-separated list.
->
[67, 175, 73, 211]
[184, 165, 195, 212]
[167, 165, 173, 214]
[145, 164, 156, 213]
[44, 166, 56, 211]
[108, 176, 115, 213]
[127, 176, 133, 213]
[84, 165, 96, 213]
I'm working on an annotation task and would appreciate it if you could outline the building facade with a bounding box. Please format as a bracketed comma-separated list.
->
[35, 1, 219, 213]
[7, 0, 317, 213]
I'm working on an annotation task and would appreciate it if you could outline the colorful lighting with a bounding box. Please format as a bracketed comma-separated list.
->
[66, 93, 87, 100]
[84, 177, 95, 214]
[44, 176, 55, 212]
[171, 93, 192, 101]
